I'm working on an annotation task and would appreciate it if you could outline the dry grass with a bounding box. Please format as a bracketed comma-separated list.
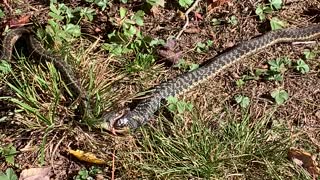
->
[0, 0, 320, 179]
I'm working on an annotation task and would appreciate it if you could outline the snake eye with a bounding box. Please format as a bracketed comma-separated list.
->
[114, 117, 129, 129]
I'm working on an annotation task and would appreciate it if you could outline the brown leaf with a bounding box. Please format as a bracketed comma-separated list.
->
[9, 15, 31, 27]
[194, 12, 203, 20]
[150, 0, 165, 16]
[207, 0, 230, 12]
[177, 10, 185, 20]
[288, 148, 320, 178]
[184, 27, 200, 34]
[163, 39, 176, 50]
[157, 49, 182, 64]
[19, 167, 51, 180]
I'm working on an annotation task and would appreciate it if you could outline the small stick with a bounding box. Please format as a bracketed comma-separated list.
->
[3, 0, 13, 12]
[292, 41, 317, 45]
[111, 149, 115, 180]
[176, 0, 202, 40]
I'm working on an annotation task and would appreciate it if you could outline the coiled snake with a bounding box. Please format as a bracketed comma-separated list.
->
[1, 24, 320, 133]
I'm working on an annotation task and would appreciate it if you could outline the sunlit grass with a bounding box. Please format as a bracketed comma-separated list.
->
[117, 108, 314, 179]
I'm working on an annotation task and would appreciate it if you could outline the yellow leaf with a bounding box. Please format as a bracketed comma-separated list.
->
[68, 149, 107, 165]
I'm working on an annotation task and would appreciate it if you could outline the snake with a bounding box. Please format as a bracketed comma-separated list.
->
[0, 27, 91, 118]
[98, 24, 320, 132]
[1, 24, 320, 133]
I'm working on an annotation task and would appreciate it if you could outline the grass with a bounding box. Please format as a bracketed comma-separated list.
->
[0, 0, 319, 179]
[116, 107, 313, 179]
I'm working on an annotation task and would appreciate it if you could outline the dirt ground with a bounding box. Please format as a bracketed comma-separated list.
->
[0, 0, 319, 179]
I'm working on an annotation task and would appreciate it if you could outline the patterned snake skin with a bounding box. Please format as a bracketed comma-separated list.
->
[99, 24, 320, 132]
[2, 25, 320, 133]
[0, 27, 90, 116]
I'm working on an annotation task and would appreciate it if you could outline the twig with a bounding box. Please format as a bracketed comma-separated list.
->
[3, 0, 13, 12]
[111, 149, 115, 180]
[292, 41, 317, 45]
[176, 0, 202, 40]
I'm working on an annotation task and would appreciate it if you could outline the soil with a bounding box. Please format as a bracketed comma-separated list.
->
[0, 0, 319, 179]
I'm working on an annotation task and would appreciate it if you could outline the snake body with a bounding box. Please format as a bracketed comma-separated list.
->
[100, 24, 320, 131]
[0, 27, 89, 116]
[2, 25, 320, 132]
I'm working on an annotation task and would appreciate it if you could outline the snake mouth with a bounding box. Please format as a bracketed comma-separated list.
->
[98, 108, 130, 135]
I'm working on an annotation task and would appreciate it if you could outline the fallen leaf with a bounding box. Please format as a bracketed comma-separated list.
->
[163, 39, 176, 50]
[94, 27, 102, 33]
[150, 6, 160, 16]
[194, 12, 203, 20]
[184, 27, 200, 34]
[68, 149, 107, 164]
[96, 174, 105, 180]
[207, 0, 230, 13]
[177, 10, 185, 20]
[157, 49, 182, 64]
[9, 15, 31, 27]
[288, 148, 320, 178]
[19, 167, 51, 180]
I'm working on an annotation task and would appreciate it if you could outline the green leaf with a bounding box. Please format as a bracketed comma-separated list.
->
[196, 42, 207, 53]
[255, 5, 265, 21]
[49, 3, 60, 15]
[255, 68, 267, 76]
[119, 7, 127, 19]
[63, 5, 74, 20]
[228, 15, 238, 26]
[268, 58, 287, 73]
[0, 60, 12, 74]
[263, 6, 273, 13]
[295, 59, 309, 74]
[0, 168, 18, 180]
[1, 144, 16, 165]
[96, 0, 108, 10]
[206, 40, 213, 47]
[270, 17, 286, 30]
[303, 49, 316, 59]
[133, 10, 145, 26]
[166, 96, 193, 114]
[189, 64, 199, 71]
[211, 18, 221, 26]
[179, 0, 193, 8]
[268, 74, 283, 81]
[80, 7, 96, 21]
[0, 9, 5, 19]
[149, 38, 165, 46]
[127, 25, 137, 37]
[235, 95, 250, 108]
[236, 79, 245, 87]
[269, 0, 282, 10]
[63, 24, 81, 37]
[271, 89, 288, 105]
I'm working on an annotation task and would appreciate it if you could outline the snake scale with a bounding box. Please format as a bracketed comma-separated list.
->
[1, 24, 320, 133]
[100, 24, 320, 132]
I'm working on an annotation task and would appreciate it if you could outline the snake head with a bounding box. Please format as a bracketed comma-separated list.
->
[98, 108, 131, 134]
